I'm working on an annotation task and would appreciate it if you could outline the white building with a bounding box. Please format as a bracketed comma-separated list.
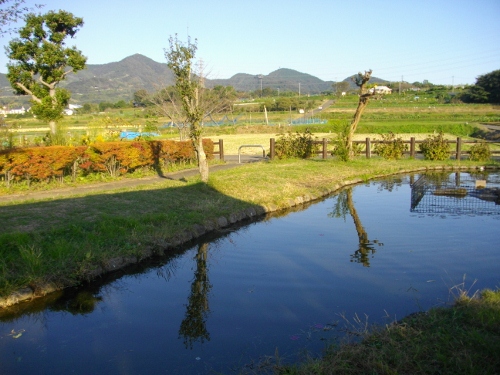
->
[0, 106, 27, 116]
[369, 85, 392, 95]
[63, 104, 83, 116]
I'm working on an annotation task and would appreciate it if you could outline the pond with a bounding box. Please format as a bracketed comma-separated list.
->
[1, 171, 499, 374]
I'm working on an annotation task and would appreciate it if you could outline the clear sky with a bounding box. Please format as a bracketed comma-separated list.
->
[1, 0, 499, 85]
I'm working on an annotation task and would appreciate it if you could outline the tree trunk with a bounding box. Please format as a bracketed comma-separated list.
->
[49, 120, 57, 135]
[347, 95, 370, 157]
[194, 136, 209, 182]
[346, 70, 374, 159]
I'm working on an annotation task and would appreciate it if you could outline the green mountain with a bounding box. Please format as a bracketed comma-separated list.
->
[209, 68, 335, 94]
[63, 54, 174, 103]
[0, 54, 388, 106]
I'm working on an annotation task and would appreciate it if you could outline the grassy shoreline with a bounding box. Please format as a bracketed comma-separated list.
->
[273, 288, 500, 375]
[0, 157, 496, 306]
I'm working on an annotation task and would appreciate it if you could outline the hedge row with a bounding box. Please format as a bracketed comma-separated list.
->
[0, 139, 214, 183]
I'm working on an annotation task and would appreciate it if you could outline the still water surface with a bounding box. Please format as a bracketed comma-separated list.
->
[1, 172, 499, 374]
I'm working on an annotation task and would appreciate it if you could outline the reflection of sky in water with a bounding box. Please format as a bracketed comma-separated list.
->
[1, 172, 499, 374]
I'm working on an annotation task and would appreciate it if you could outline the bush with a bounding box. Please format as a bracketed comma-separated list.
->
[274, 129, 319, 159]
[375, 132, 408, 160]
[468, 141, 491, 161]
[419, 132, 450, 161]
[330, 123, 362, 162]
[0, 139, 214, 184]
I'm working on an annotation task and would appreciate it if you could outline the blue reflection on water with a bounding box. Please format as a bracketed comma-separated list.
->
[1, 172, 499, 374]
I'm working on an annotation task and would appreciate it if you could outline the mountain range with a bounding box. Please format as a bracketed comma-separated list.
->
[0, 54, 389, 106]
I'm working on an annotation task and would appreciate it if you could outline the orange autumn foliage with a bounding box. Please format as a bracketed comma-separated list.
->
[0, 139, 214, 182]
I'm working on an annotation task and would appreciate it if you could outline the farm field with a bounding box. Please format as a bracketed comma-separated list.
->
[2, 92, 499, 151]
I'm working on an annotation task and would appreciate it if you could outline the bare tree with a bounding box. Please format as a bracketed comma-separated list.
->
[164, 34, 234, 182]
[0, 0, 42, 36]
[148, 86, 190, 141]
[345, 70, 377, 158]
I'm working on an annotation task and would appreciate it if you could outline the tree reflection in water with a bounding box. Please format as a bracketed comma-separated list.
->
[179, 242, 212, 349]
[330, 188, 383, 267]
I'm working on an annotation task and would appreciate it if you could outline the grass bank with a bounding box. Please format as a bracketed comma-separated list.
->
[0, 157, 496, 304]
[272, 288, 500, 375]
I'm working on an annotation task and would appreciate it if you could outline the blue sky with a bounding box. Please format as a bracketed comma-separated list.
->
[1, 0, 499, 85]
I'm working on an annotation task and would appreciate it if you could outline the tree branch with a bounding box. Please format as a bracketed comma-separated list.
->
[15, 82, 41, 103]
[61, 68, 73, 79]
[37, 75, 55, 89]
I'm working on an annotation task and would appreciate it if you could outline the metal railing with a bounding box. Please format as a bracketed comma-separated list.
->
[238, 145, 267, 163]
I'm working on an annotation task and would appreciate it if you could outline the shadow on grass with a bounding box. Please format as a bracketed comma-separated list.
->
[0, 181, 273, 305]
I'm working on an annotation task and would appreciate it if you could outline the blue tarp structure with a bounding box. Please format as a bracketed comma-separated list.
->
[290, 118, 327, 125]
[120, 131, 159, 140]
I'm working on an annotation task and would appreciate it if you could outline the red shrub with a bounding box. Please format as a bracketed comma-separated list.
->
[0, 138, 215, 182]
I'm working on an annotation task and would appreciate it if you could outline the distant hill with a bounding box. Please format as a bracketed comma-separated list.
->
[0, 54, 389, 105]
[209, 68, 335, 94]
[63, 54, 175, 103]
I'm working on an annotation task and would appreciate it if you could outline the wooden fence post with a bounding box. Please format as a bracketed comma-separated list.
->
[365, 138, 371, 159]
[456, 137, 462, 161]
[410, 137, 415, 158]
[270, 138, 275, 160]
[322, 138, 328, 159]
[219, 139, 224, 161]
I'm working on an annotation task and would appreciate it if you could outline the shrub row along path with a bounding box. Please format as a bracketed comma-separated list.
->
[0, 155, 262, 204]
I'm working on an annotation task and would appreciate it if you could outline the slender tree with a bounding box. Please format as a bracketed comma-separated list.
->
[164, 35, 233, 182]
[6, 10, 86, 135]
[164, 35, 209, 181]
[345, 70, 377, 158]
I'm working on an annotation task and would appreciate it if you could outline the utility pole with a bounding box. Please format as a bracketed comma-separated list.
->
[298, 82, 301, 97]
[256, 75, 263, 97]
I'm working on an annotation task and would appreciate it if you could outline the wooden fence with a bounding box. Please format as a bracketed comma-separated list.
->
[213, 137, 499, 161]
[268, 137, 500, 160]
[214, 139, 224, 160]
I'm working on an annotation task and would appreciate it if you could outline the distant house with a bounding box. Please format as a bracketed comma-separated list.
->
[369, 85, 392, 95]
[0, 106, 27, 116]
[64, 104, 83, 116]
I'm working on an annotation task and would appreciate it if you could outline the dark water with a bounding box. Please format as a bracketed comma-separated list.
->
[1, 171, 499, 375]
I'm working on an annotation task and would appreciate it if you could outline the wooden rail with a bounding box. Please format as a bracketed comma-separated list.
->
[354, 137, 500, 160]
[268, 137, 500, 160]
[213, 139, 224, 161]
